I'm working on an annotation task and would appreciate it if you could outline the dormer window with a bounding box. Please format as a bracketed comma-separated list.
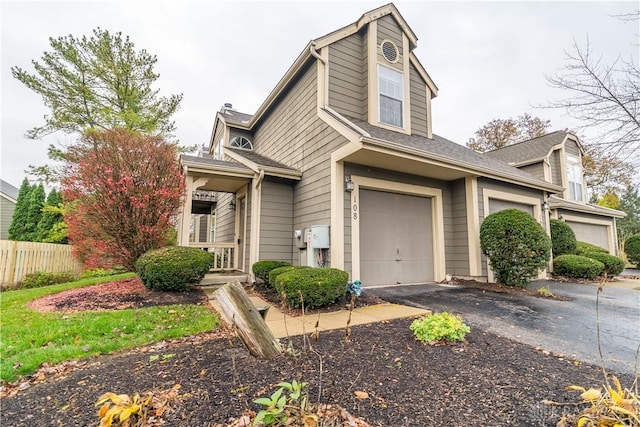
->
[230, 136, 253, 150]
[566, 155, 583, 202]
[378, 64, 403, 128]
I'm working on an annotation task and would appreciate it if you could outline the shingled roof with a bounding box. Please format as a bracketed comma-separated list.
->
[180, 154, 253, 173]
[226, 147, 299, 173]
[0, 179, 19, 200]
[220, 110, 253, 125]
[484, 131, 569, 165]
[345, 116, 558, 191]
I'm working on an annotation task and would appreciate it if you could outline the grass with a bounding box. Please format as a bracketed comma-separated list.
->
[0, 273, 219, 383]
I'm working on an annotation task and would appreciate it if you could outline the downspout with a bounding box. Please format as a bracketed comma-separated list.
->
[310, 42, 326, 64]
[249, 169, 265, 281]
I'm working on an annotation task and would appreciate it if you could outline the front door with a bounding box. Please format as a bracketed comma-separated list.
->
[236, 196, 246, 271]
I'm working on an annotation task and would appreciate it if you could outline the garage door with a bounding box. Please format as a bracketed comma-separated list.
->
[488, 199, 533, 215]
[360, 189, 433, 286]
[566, 221, 609, 251]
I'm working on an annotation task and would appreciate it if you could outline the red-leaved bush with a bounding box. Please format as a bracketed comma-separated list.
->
[62, 129, 184, 269]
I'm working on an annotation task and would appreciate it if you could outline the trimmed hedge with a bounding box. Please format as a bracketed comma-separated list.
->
[550, 219, 577, 256]
[553, 254, 604, 279]
[480, 209, 551, 287]
[268, 265, 311, 288]
[252, 260, 291, 284]
[583, 251, 624, 277]
[625, 234, 640, 267]
[135, 246, 213, 291]
[17, 271, 77, 289]
[275, 267, 348, 309]
[575, 241, 608, 256]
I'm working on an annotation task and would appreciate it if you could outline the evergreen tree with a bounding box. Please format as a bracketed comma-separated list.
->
[36, 188, 65, 242]
[618, 185, 640, 249]
[8, 178, 33, 240]
[23, 183, 46, 241]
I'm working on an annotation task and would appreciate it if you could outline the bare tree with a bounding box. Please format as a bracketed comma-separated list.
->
[544, 24, 639, 164]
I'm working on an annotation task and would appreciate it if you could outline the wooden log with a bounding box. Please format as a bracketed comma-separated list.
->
[214, 280, 282, 359]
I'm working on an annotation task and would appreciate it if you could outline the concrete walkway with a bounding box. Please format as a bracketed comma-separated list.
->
[208, 293, 430, 338]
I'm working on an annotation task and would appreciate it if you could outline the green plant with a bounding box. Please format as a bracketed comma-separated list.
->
[17, 271, 77, 289]
[80, 268, 120, 279]
[480, 209, 551, 287]
[275, 267, 348, 309]
[575, 241, 608, 255]
[550, 219, 577, 256]
[96, 384, 181, 427]
[268, 266, 310, 288]
[410, 312, 470, 343]
[624, 234, 640, 267]
[537, 287, 554, 297]
[583, 251, 625, 277]
[0, 273, 219, 383]
[135, 246, 213, 291]
[252, 260, 292, 284]
[252, 380, 313, 426]
[553, 254, 604, 279]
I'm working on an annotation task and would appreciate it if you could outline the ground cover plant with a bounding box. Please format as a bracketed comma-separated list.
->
[410, 312, 470, 343]
[0, 274, 218, 383]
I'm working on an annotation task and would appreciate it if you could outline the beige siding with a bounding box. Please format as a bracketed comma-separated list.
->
[409, 63, 428, 137]
[377, 14, 403, 57]
[252, 61, 349, 265]
[244, 189, 252, 271]
[520, 163, 546, 181]
[260, 180, 293, 263]
[214, 193, 235, 243]
[565, 139, 580, 156]
[328, 33, 367, 120]
[447, 179, 469, 276]
[550, 149, 562, 186]
[211, 120, 225, 154]
[0, 197, 15, 240]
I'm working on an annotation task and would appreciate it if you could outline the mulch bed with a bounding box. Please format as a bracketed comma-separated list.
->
[2, 278, 635, 426]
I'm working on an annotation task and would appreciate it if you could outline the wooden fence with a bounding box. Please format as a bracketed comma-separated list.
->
[0, 240, 84, 286]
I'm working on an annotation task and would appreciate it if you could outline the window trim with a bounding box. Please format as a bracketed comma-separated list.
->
[377, 64, 404, 128]
[566, 154, 583, 202]
[229, 136, 253, 150]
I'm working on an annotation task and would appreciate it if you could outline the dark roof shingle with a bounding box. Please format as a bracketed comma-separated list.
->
[484, 131, 568, 164]
[226, 147, 299, 172]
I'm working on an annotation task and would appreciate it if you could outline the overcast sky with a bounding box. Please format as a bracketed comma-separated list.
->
[1, 0, 638, 188]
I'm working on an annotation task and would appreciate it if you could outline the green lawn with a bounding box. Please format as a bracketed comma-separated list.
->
[0, 273, 219, 383]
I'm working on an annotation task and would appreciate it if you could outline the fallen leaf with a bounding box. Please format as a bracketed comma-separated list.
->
[354, 390, 369, 399]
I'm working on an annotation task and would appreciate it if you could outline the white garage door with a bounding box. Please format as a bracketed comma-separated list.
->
[566, 221, 609, 251]
[488, 199, 534, 215]
[360, 189, 433, 287]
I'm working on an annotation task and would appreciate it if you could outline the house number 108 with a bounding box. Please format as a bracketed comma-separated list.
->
[352, 195, 358, 220]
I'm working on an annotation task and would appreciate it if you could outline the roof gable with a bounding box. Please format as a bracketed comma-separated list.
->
[1, 179, 19, 201]
[484, 131, 582, 165]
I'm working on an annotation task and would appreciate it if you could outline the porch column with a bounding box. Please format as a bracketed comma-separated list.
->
[178, 175, 208, 247]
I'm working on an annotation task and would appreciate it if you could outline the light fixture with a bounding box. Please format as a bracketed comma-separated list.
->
[541, 200, 550, 211]
[229, 198, 236, 211]
[345, 176, 354, 192]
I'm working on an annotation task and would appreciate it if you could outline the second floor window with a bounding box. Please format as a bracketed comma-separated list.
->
[566, 155, 583, 202]
[378, 64, 403, 128]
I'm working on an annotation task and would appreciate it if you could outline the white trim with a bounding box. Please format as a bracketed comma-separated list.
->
[402, 33, 411, 134]
[465, 177, 481, 276]
[426, 88, 433, 139]
[367, 20, 377, 126]
[349, 176, 446, 283]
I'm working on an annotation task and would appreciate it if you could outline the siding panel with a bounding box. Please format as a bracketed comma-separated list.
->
[328, 33, 366, 120]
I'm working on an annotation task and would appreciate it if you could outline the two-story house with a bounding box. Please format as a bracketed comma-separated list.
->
[177, 3, 577, 287]
[0, 179, 19, 240]
[486, 132, 624, 254]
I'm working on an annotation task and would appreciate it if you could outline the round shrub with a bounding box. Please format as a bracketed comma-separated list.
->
[268, 265, 311, 288]
[274, 267, 348, 309]
[575, 241, 608, 256]
[583, 251, 624, 277]
[252, 260, 291, 284]
[553, 254, 604, 279]
[625, 234, 640, 267]
[135, 246, 213, 291]
[410, 312, 470, 343]
[550, 219, 577, 256]
[480, 209, 551, 287]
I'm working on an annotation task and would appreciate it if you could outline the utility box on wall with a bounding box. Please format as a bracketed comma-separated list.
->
[305, 225, 330, 248]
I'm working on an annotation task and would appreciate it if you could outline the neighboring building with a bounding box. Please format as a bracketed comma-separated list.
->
[486, 132, 625, 255]
[177, 4, 571, 286]
[0, 180, 19, 240]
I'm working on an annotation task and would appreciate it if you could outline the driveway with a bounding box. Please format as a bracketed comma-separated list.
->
[370, 280, 640, 374]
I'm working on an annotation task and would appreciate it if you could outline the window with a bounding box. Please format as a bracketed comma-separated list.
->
[566, 155, 583, 201]
[229, 136, 253, 150]
[378, 64, 403, 128]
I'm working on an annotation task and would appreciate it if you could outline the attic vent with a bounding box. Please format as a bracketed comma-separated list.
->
[381, 40, 399, 63]
[230, 136, 253, 150]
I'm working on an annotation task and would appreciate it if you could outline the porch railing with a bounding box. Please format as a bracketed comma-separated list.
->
[188, 242, 235, 270]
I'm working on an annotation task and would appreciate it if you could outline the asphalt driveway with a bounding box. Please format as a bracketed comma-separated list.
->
[370, 280, 640, 374]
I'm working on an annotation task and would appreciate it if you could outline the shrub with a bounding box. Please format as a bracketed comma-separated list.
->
[135, 247, 213, 291]
[274, 267, 348, 309]
[625, 234, 640, 267]
[252, 260, 291, 284]
[410, 312, 470, 343]
[583, 251, 624, 277]
[575, 241, 608, 256]
[553, 254, 604, 279]
[550, 219, 577, 256]
[268, 265, 310, 288]
[17, 271, 77, 289]
[79, 268, 119, 279]
[480, 209, 551, 287]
